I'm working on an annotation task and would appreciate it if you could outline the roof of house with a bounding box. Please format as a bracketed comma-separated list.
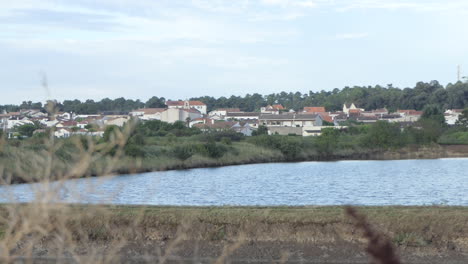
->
[357, 116, 378, 120]
[303, 107, 326, 113]
[381, 114, 401, 119]
[372, 108, 388, 113]
[318, 113, 333, 123]
[214, 108, 241, 112]
[59, 121, 78, 127]
[183, 108, 201, 114]
[133, 108, 166, 114]
[272, 104, 285, 110]
[226, 112, 260, 117]
[166, 100, 206, 106]
[398, 110, 423, 115]
[260, 113, 319, 121]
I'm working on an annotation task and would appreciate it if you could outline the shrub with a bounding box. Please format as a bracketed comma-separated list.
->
[438, 131, 468, 145]
[124, 144, 145, 157]
[203, 141, 228, 159]
[173, 145, 194, 160]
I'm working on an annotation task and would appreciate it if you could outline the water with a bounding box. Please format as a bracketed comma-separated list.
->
[1, 158, 468, 206]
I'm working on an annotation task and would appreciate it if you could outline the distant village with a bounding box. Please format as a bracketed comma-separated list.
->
[0, 99, 465, 138]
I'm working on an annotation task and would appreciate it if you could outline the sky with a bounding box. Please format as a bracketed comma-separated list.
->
[1, 0, 468, 104]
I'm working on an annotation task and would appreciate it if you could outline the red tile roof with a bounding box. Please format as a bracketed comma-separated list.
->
[272, 104, 284, 110]
[303, 107, 326, 113]
[319, 113, 333, 123]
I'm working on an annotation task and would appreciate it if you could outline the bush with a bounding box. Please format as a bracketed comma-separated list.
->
[124, 144, 145, 157]
[252, 125, 268, 136]
[248, 135, 303, 160]
[203, 141, 228, 159]
[438, 131, 468, 145]
[220, 137, 232, 145]
[360, 121, 403, 149]
[173, 145, 195, 160]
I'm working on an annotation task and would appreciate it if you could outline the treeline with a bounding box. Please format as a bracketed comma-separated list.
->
[192, 81, 468, 112]
[0, 96, 167, 114]
[2, 81, 468, 114]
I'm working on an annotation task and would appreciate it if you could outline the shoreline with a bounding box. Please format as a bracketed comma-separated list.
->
[109, 144, 468, 175]
[6, 144, 468, 185]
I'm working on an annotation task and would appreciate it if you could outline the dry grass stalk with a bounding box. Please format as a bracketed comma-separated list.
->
[345, 206, 402, 264]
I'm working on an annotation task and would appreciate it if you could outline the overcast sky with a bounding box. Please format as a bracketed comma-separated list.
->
[1, 0, 468, 104]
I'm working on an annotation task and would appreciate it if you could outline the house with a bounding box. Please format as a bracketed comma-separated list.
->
[396, 110, 423, 122]
[208, 108, 242, 119]
[260, 104, 284, 114]
[193, 121, 255, 136]
[189, 117, 215, 127]
[445, 109, 464, 125]
[166, 100, 207, 115]
[72, 130, 105, 137]
[54, 128, 71, 138]
[372, 108, 389, 116]
[193, 121, 237, 131]
[161, 108, 203, 124]
[260, 113, 323, 127]
[356, 116, 379, 123]
[226, 112, 260, 120]
[302, 126, 347, 137]
[21, 109, 47, 118]
[343, 103, 364, 114]
[130, 108, 165, 120]
[231, 122, 255, 136]
[56, 121, 78, 128]
[303, 107, 326, 113]
[318, 113, 334, 124]
[104, 117, 129, 127]
[56, 112, 72, 120]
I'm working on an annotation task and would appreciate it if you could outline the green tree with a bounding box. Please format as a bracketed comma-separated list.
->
[362, 121, 402, 149]
[456, 108, 468, 129]
[16, 124, 37, 137]
[421, 104, 445, 125]
[316, 128, 340, 155]
[103, 125, 120, 141]
[252, 125, 268, 136]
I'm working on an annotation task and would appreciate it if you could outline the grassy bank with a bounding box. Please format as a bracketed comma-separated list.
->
[0, 205, 467, 262]
[2, 119, 468, 184]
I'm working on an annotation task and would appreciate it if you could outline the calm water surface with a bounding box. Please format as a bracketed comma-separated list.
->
[1, 158, 468, 206]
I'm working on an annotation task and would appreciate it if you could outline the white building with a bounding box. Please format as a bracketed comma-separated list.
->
[161, 108, 203, 124]
[343, 103, 365, 114]
[259, 113, 323, 127]
[130, 108, 165, 120]
[208, 108, 242, 119]
[166, 100, 207, 115]
[445, 109, 464, 125]
[54, 128, 71, 138]
[104, 117, 129, 127]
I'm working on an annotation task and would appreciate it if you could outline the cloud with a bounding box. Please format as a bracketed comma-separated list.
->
[335, 0, 468, 13]
[260, 0, 319, 8]
[335, 33, 369, 40]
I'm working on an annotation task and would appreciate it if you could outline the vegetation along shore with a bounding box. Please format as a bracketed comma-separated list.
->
[2, 109, 468, 184]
